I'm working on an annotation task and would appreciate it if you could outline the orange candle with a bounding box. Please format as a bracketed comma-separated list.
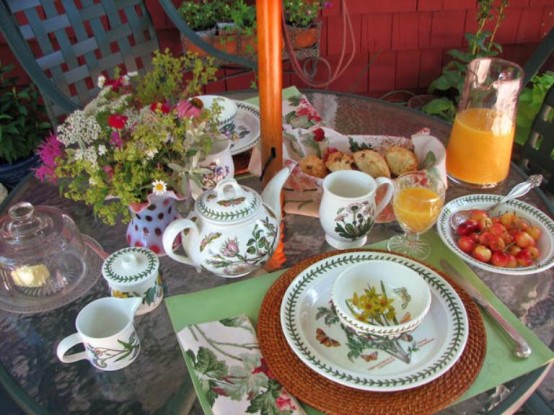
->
[256, 0, 283, 187]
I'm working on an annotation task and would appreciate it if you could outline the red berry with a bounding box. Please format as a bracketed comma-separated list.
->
[514, 231, 535, 249]
[457, 235, 476, 253]
[491, 251, 510, 267]
[515, 249, 533, 267]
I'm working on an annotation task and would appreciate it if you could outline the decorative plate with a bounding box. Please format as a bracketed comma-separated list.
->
[280, 251, 469, 392]
[228, 101, 260, 156]
[437, 194, 554, 275]
[0, 235, 104, 314]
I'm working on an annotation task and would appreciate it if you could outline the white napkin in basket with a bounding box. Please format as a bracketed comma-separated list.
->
[177, 314, 306, 415]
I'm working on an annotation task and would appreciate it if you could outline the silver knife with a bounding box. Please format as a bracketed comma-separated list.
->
[439, 260, 532, 359]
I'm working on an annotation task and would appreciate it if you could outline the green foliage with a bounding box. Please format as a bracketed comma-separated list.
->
[284, 0, 331, 28]
[178, 1, 218, 31]
[515, 71, 554, 145]
[228, 0, 256, 35]
[0, 62, 51, 164]
[135, 49, 218, 105]
[423, 0, 508, 122]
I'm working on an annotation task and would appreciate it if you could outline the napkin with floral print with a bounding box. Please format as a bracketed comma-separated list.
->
[177, 314, 306, 415]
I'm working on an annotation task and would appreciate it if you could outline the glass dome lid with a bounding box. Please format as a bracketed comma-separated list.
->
[0, 202, 103, 314]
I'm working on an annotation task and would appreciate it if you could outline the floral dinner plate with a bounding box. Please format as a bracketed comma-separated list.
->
[228, 101, 260, 156]
[280, 251, 469, 392]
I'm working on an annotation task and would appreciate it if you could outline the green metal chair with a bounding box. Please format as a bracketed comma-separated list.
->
[517, 83, 554, 214]
[0, 0, 159, 121]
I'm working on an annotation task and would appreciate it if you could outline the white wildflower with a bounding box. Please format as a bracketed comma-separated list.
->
[73, 149, 84, 161]
[97, 145, 107, 156]
[97, 75, 106, 88]
[84, 147, 98, 165]
[57, 111, 101, 146]
[89, 177, 97, 186]
[152, 180, 167, 195]
[145, 149, 157, 159]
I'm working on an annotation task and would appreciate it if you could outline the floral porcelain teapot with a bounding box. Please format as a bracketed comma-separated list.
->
[162, 167, 291, 277]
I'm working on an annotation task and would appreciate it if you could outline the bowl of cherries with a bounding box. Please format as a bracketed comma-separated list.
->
[437, 194, 554, 275]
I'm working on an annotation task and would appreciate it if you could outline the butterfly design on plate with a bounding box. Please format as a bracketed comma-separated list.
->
[360, 351, 379, 362]
[315, 328, 340, 347]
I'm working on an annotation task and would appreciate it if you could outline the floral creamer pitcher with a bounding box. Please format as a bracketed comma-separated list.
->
[163, 168, 291, 277]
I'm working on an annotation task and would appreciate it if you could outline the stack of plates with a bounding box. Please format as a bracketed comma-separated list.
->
[258, 250, 486, 414]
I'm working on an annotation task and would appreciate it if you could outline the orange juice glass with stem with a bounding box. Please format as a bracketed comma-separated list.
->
[446, 58, 523, 188]
[387, 171, 446, 259]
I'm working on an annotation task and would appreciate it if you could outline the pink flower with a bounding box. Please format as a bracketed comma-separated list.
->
[252, 357, 270, 376]
[108, 114, 128, 129]
[110, 131, 123, 148]
[103, 165, 114, 179]
[176, 100, 202, 119]
[34, 133, 63, 183]
[275, 392, 297, 411]
[221, 238, 239, 257]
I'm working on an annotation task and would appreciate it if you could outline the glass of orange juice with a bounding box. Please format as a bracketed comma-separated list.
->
[387, 171, 445, 259]
[446, 58, 523, 188]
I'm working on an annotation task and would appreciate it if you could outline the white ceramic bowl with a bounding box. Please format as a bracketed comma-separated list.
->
[332, 260, 432, 338]
[437, 194, 554, 275]
[196, 95, 238, 131]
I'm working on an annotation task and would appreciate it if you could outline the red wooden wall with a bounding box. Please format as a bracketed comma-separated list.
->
[1, 0, 553, 99]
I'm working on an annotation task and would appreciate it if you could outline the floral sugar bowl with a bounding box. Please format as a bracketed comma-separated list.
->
[163, 168, 291, 277]
[101, 247, 164, 315]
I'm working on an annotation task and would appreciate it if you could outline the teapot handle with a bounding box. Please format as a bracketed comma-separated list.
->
[374, 177, 395, 216]
[162, 218, 200, 270]
[215, 178, 244, 201]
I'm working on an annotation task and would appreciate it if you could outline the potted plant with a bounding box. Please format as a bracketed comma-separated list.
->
[283, 0, 332, 50]
[213, 0, 257, 57]
[178, 1, 218, 57]
[421, 0, 508, 121]
[0, 62, 52, 189]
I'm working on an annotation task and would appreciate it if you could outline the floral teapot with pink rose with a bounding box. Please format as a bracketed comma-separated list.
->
[162, 168, 291, 277]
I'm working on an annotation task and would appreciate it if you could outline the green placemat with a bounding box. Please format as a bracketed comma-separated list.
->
[166, 230, 553, 414]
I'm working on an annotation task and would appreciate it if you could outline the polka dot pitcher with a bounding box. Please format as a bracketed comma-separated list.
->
[126, 191, 184, 255]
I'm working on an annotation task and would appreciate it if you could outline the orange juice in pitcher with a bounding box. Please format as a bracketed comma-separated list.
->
[446, 58, 523, 188]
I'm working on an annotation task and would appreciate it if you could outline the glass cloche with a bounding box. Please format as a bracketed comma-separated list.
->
[0, 202, 103, 313]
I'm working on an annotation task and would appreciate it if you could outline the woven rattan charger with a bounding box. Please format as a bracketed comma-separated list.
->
[257, 249, 486, 415]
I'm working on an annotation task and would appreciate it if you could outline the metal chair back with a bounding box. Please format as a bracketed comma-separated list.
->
[0, 0, 159, 121]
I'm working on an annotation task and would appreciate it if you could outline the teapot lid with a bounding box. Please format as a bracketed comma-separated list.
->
[196, 179, 261, 223]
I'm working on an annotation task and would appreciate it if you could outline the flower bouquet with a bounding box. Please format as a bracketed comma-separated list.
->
[36, 49, 225, 227]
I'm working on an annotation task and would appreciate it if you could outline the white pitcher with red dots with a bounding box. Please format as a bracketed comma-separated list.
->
[126, 191, 185, 255]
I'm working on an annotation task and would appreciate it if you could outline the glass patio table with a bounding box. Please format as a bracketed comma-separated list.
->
[0, 90, 552, 414]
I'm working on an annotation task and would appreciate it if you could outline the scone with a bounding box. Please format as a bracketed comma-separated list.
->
[353, 150, 391, 178]
[325, 151, 354, 172]
[385, 146, 419, 177]
[299, 154, 327, 178]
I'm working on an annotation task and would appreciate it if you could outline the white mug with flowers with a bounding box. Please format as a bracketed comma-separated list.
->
[35, 50, 231, 253]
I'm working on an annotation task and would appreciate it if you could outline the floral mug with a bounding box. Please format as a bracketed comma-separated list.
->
[319, 170, 394, 249]
[56, 297, 141, 371]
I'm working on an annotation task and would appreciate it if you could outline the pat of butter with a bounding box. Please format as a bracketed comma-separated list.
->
[11, 264, 50, 287]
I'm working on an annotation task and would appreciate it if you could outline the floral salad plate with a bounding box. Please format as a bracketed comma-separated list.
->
[280, 251, 469, 392]
[226, 101, 260, 156]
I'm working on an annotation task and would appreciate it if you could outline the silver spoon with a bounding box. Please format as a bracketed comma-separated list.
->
[450, 174, 543, 230]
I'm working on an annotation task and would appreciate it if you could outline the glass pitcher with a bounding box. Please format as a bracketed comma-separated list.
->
[446, 58, 524, 188]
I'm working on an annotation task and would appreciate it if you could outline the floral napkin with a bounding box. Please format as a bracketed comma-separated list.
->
[177, 314, 306, 415]
[247, 92, 447, 221]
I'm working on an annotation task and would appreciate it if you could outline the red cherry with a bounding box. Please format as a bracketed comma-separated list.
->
[514, 231, 535, 249]
[526, 226, 542, 241]
[457, 219, 479, 236]
[515, 249, 533, 267]
[487, 235, 506, 252]
[457, 235, 476, 253]
[491, 251, 510, 267]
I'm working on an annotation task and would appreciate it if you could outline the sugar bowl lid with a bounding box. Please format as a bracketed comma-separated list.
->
[102, 247, 159, 287]
[196, 178, 261, 223]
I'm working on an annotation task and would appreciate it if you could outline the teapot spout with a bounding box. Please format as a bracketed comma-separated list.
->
[261, 167, 291, 222]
